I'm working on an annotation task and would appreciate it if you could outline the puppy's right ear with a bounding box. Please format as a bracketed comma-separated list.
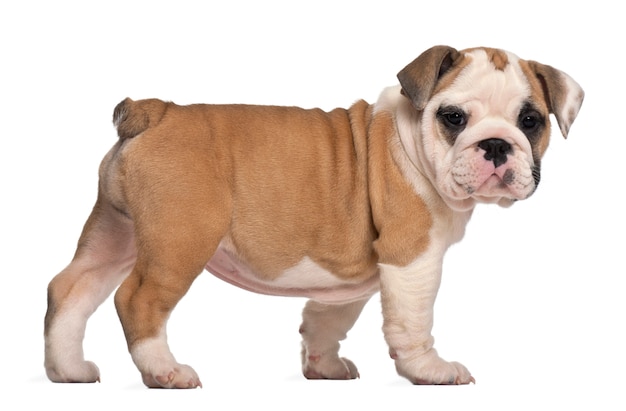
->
[397, 45, 460, 111]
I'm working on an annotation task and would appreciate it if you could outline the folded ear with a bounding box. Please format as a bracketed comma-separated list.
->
[397, 45, 460, 111]
[527, 61, 584, 138]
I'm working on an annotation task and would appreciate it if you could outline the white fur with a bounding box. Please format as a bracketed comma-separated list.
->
[45, 306, 101, 383]
[206, 246, 380, 303]
[379, 216, 473, 384]
[375, 86, 455, 210]
[131, 329, 202, 388]
[45, 257, 133, 383]
[276, 256, 350, 288]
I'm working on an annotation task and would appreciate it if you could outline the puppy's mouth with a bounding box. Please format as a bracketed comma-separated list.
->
[468, 165, 515, 194]
[450, 157, 535, 202]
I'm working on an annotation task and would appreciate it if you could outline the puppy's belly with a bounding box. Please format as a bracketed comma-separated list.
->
[205, 246, 379, 303]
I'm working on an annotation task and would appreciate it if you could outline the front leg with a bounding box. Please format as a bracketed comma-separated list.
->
[380, 255, 474, 385]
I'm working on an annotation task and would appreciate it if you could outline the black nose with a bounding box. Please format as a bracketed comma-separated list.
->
[478, 138, 512, 168]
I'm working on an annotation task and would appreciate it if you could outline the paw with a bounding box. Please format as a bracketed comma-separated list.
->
[302, 354, 360, 380]
[395, 350, 474, 385]
[45, 360, 101, 383]
[141, 364, 202, 389]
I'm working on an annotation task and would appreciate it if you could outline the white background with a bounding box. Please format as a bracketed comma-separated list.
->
[1, 1, 623, 409]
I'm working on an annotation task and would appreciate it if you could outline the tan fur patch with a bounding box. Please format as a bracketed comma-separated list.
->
[518, 60, 553, 156]
[114, 101, 381, 286]
[366, 111, 432, 266]
[223, 102, 379, 282]
[484, 48, 509, 71]
[462, 47, 510, 71]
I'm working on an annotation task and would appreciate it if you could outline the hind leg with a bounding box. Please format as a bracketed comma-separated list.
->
[115, 255, 206, 388]
[114, 203, 229, 389]
[44, 199, 136, 383]
[299, 297, 370, 380]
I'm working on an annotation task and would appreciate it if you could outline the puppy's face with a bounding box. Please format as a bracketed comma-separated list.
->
[398, 47, 584, 211]
[425, 49, 548, 208]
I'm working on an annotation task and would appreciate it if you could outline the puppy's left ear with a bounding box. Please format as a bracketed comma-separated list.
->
[397, 45, 461, 111]
[528, 61, 584, 138]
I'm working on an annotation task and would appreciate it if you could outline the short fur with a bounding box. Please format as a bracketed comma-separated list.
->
[45, 45, 583, 388]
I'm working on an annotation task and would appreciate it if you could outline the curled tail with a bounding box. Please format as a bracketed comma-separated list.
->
[112, 98, 168, 139]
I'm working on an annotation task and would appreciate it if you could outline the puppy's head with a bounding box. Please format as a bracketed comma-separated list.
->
[397, 46, 584, 210]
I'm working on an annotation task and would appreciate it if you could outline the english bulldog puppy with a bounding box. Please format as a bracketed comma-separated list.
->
[44, 45, 584, 388]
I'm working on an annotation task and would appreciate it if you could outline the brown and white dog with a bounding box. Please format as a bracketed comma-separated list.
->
[44, 45, 584, 388]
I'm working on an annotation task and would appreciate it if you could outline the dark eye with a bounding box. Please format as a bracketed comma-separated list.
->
[517, 105, 544, 138]
[520, 114, 539, 130]
[437, 107, 467, 129]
